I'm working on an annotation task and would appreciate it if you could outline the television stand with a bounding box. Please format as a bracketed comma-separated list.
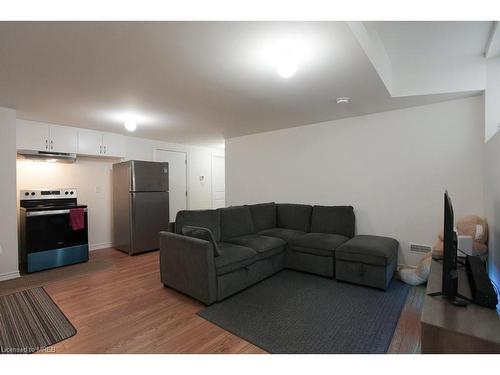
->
[420, 259, 500, 353]
[427, 290, 469, 307]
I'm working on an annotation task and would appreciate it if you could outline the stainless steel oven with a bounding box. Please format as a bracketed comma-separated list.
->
[19, 188, 89, 273]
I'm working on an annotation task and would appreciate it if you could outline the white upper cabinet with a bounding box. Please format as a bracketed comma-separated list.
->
[16, 120, 77, 154]
[77, 129, 103, 156]
[16, 119, 125, 158]
[101, 132, 125, 158]
[17, 120, 50, 151]
[77, 129, 125, 158]
[49, 125, 78, 154]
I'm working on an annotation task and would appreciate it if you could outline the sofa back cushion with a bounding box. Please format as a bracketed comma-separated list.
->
[310, 205, 355, 238]
[219, 206, 255, 240]
[276, 204, 312, 232]
[248, 202, 276, 232]
[175, 209, 221, 242]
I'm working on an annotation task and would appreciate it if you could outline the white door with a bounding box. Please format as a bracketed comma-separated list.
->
[155, 149, 188, 221]
[49, 125, 78, 154]
[102, 132, 125, 158]
[212, 155, 225, 208]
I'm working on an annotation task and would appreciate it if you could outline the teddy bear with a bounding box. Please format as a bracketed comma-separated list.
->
[400, 215, 488, 286]
[399, 251, 433, 286]
[432, 215, 488, 255]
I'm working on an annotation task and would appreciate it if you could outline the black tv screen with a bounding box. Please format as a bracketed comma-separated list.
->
[442, 191, 458, 297]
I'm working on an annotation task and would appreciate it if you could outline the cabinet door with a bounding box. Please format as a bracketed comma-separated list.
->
[102, 132, 125, 158]
[16, 120, 50, 151]
[77, 129, 103, 156]
[49, 125, 78, 154]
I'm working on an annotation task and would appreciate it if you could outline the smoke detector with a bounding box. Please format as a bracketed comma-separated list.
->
[336, 97, 351, 104]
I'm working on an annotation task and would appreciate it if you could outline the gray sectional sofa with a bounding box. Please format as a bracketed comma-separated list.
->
[159, 202, 398, 305]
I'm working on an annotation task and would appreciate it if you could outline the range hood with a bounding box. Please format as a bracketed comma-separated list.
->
[17, 149, 77, 163]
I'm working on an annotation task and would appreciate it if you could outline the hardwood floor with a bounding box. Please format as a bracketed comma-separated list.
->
[0, 248, 425, 354]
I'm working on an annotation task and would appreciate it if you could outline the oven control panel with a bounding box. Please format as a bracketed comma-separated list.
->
[20, 188, 78, 200]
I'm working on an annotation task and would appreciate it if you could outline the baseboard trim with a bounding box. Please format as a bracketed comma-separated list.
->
[89, 242, 112, 251]
[0, 270, 20, 282]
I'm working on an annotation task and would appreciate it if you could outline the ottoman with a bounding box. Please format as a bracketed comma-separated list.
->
[335, 235, 398, 290]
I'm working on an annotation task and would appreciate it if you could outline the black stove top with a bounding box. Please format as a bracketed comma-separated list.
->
[20, 189, 87, 211]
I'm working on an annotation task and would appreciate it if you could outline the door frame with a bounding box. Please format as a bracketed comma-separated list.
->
[211, 153, 225, 208]
[154, 148, 189, 211]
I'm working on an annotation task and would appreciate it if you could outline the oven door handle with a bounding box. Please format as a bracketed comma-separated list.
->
[26, 208, 88, 217]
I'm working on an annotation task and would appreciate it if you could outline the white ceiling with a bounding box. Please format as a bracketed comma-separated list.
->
[0, 21, 486, 147]
[365, 21, 492, 96]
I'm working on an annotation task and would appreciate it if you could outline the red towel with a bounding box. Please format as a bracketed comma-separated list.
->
[69, 208, 85, 231]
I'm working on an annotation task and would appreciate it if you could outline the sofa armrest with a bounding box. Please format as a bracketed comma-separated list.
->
[159, 231, 217, 305]
[181, 225, 220, 256]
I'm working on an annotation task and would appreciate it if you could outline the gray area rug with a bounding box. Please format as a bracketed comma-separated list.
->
[198, 270, 409, 353]
[0, 287, 76, 354]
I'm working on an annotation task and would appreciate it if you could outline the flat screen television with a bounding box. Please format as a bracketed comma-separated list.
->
[442, 190, 458, 297]
[429, 191, 467, 306]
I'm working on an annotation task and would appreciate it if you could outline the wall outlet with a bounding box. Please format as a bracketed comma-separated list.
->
[0, 244, 3, 255]
[95, 186, 102, 194]
[409, 243, 432, 253]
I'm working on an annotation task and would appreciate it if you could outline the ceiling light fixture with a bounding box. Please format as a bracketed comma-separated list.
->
[274, 41, 300, 79]
[276, 61, 297, 79]
[124, 119, 137, 132]
[336, 97, 351, 104]
[257, 35, 316, 79]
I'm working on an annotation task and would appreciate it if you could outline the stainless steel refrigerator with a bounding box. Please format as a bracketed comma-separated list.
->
[112, 160, 169, 255]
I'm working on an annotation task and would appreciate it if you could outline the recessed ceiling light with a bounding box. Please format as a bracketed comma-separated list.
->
[336, 97, 351, 104]
[124, 119, 137, 132]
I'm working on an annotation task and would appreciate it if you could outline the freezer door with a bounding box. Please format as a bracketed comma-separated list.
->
[130, 160, 169, 192]
[130, 192, 169, 254]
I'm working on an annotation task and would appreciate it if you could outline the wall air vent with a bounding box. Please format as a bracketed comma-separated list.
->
[409, 243, 432, 253]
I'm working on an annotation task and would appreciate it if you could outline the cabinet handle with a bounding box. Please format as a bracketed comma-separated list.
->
[50, 140, 54, 150]
[99, 145, 102, 154]
[45, 139, 49, 150]
[104, 145, 107, 154]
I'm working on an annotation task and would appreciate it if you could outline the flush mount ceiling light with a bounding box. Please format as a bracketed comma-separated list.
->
[124, 119, 137, 132]
[274, 41, 300, 78]
[257, 35, 316, 79]
[103, 110, 158, 132]
[336, 97, 351, 104]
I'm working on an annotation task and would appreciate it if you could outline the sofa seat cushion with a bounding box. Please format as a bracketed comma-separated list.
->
[215, 242, 258, 275]
[335, 235, 398, 266]
[225, 234, 286, 258]
[258, 228, 306, 243]
[290, 233, 350, 257]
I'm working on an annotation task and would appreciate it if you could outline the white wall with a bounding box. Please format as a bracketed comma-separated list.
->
[17, 129, 224, 251]
[0, 107, 19, 281]
[484, 130, 500, 293]
[484, 56, 500, 297]
[226, 97, 485, 267]
[485, 58, 500, 142]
